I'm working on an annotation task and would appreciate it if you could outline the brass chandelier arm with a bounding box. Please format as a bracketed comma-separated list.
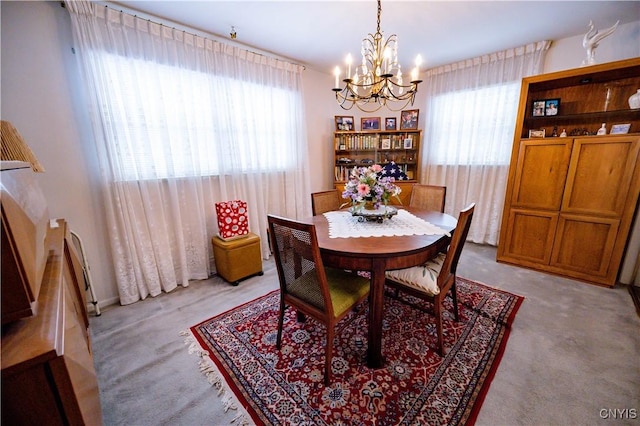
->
[338, 78, 421, 101]
[334, 81, 420, 113]
[334, 93, 416, 113]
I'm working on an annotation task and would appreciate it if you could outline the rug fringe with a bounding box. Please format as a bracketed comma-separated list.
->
[181, 329, 253, 425]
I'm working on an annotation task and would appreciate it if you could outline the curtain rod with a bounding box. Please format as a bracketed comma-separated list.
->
[61, 1, 306, 70]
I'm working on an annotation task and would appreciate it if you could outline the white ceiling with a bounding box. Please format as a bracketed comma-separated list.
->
[110, 1, 640, 73]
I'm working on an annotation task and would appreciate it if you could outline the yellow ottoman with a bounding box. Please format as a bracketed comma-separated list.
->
[212, 233, 263, 286]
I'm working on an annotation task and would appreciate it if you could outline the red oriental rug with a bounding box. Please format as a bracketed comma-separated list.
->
[183, 277, 523, 425]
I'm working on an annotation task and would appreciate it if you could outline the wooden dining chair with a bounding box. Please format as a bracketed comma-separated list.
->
[267, 214, 370, 384]
[311, 189, 342, 216]
[385, 203, 475, 356]
[409, 184, 446, 212]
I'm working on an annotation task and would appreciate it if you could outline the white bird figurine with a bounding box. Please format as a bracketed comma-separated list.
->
[582, 20, 620, 66]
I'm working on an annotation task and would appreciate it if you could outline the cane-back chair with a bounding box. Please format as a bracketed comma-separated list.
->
[311, 190, 343, 216]
[385, 203, 475, 356]
[409, 184, 446, 212]
[268, 214, 370, 384]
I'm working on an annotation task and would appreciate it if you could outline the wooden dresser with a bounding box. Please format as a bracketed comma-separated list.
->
[1, 162, 103, 425]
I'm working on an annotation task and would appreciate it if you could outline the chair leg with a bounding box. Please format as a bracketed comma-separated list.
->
[434, 298, 445, 357]
[324, 327, 334, 385]
[451, 281, 459, 322]
[276, 299, 286, 349]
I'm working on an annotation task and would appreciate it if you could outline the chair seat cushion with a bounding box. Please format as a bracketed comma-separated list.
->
[385, 252, 445, 296]
[326, 267, 370, 317]
[288, 267, 370, 318]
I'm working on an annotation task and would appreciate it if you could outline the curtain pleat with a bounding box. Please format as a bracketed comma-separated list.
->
[66, 0, 310, 305]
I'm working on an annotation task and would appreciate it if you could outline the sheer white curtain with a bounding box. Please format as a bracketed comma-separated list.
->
[420, 41, 550, 245]
[66, 1, 310, 305]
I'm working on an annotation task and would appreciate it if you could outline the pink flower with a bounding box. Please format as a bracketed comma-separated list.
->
[371, 164, 383, 173]
[357, 183, 370, 196]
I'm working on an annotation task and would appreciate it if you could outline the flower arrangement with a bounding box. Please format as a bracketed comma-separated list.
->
[341, 164, 402, 209]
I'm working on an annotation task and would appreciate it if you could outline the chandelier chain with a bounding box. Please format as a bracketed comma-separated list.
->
[376, 0, 381, 35]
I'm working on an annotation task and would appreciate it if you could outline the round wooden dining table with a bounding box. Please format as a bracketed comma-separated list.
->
[309, 207, 457, 368]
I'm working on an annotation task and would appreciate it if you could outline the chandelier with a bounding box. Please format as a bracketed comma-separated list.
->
[332, 0, 422, 112]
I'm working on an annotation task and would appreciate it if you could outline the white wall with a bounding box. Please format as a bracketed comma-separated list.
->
[2, 1, 116, 306]
[302, 67, 338, 192]
[2, 2, 639, 306]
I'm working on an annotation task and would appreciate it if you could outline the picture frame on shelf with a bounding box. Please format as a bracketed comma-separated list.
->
[545, 99, 560, 116]
[361, 117, 381, 131]
[403, 138, 413, 149]
[532, 100, 545, 117]
[385, 117, 397, 130]
[610, 123, 631, 134]
[381, 138, 391, 150]
[335, 116, 354, 131]
[529, 129, 546, 138]
[400, 109, 419, 130]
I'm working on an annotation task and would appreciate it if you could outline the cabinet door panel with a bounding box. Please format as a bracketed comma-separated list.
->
[503, 209, 558, 263]
[550, 214, 619, 276]
[563, 137, 640, 217]
[1, 364, 66, 425]
[511, 139, 572, 210]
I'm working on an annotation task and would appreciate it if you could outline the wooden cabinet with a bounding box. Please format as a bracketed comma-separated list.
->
[1, 162, 102, 425]
[497, 58, 640, 287]
[333, 129, 422, 204]
[2, 220, 103, 425]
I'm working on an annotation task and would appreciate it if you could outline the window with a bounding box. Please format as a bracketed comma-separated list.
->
[98, 53, 301, 181]
[427, 82, 519, 166]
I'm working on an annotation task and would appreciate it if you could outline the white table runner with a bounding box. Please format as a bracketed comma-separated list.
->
[323, 209, 451, 239]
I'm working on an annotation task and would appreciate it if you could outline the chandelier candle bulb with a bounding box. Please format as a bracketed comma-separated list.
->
[411, 67, 418, 83]
[334, 67, 340, 90]
[346, 54, 352, 80]
[412, 55, 423, 82]
[384, 48, 391, 74]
